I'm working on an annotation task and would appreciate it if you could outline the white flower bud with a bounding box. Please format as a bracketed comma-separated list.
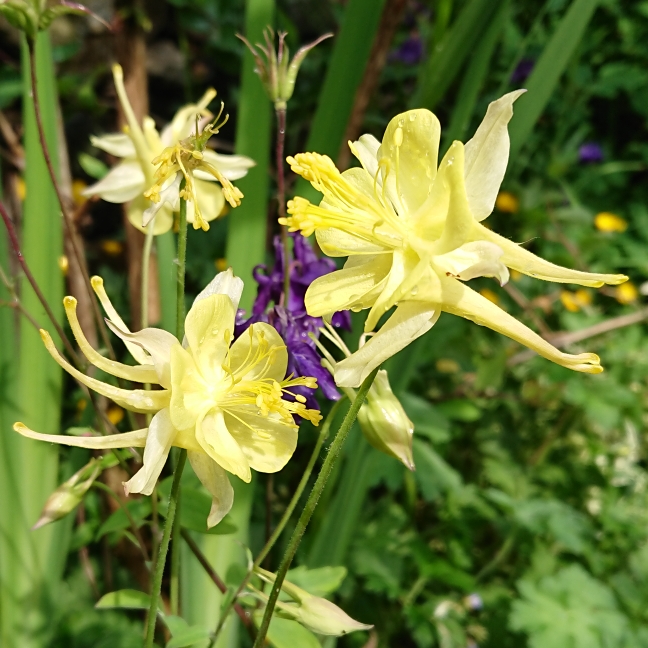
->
[357, 370, 415, 470]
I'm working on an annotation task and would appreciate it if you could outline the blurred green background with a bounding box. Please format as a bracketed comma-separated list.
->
[2, 0, 648, 646]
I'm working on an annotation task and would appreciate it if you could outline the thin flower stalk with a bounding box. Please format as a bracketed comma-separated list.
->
[252, 368, 379, 648]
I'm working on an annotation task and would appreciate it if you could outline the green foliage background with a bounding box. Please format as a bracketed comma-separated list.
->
[2, 0, 648, 647]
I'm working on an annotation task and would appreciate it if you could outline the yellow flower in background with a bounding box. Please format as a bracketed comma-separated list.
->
[495, 190, 519, 213]
[436, 358, 461, 374]
[479, 288, 500, 305]
[282, 91, 628, 387]
[14, 270, 321, 527]
[594, 212, 627, 233]
[83, 65, 254, 235]
[560, 289, 592, 313]
[615, 281, 638, 305]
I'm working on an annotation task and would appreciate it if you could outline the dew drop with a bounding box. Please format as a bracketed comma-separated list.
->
[409, 112, 417, 121]
[211, 327, 219, 336]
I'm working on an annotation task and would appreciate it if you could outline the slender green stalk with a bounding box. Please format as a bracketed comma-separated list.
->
[253, 370, 379, 647]
[275, 107, 291, 304]
[144, 184, 189, 647]
[140, 222, 155, 329]
[210, 399, 344, 645]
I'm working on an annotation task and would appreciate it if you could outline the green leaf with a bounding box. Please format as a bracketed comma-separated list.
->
[400, 393, 450, 443]
[285, 565, 347, 597]
[510, 565, 632, 648]
[78, 152, 108, 180]
[508, 0, 600, 162]
[158, 483, 238, 535]
[435, 399, 481, 422]
[95, 498, 151, 540]
[96, 589, 152, 611]
[164, 615, 210, 648]
[412, 439, 462, 502]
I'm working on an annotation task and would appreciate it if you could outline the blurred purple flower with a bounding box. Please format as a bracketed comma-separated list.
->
[464, 593, 483, 611]
[579, 142, 604, 164]
[391, 36, 423, 65]
[511, 58, 534, 84]
[237, 234, 350, 408]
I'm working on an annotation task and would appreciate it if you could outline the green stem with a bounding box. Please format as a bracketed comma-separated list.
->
[252, 370, 379, 647]
[210, 399, 344, 645]
[144, 183, 189, 647]
[141, 221, 155, 329]
[275, 107, 291, 304]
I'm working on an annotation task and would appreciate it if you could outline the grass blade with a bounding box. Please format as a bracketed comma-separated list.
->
[508, 0, 599, 162]
[412, 0, 497, 111]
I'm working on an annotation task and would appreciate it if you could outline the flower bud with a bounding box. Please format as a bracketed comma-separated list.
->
[357, 370, 415, 470]
[254, 567, 372, 636]
[238, 28, 332, 110]
[32, 460, 100, 530]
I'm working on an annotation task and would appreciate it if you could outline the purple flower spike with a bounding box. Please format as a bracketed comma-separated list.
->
[511, 58, 534, 84]
[239, 234, 350, 408]
[579, 142, 604, 164]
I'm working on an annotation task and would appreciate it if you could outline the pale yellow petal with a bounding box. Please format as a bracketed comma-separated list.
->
[193, 268, 244, 312]
[124, 409, 176, 496]
[199, 150, 255, 181]
[434, 240, 509, 284]
[104, 321, 177, 389]
[379, 109, 441, 215]
[83, 161, 145, 203]
[161, 88, 216, 145]
[335, 302, 439, 388]
[91, 275, 153, 365]
[188, 451, 234, 528]
[127, 196, 174, 236]
[438, 277, 603, 373]
[192, 178, 225, 224]
[228, 322, 287, 383]
[349, 133, 381, 178]
[196, 410, 251, 482]
[89, 133, 135, 158]
[224, 408, 297, 473]
[433, 142, 475, 254]
[464, 90, 526, 221]
[14, 422, 147, 449]
[304, 255, 391, 317]
[476, 223, 628, 287]
[315, 227, 386, 257]
[40, 330, 170, 412]
[169, 343, 210, 430]
[65, 297, 159, 384]
[184, 294, 235, 372]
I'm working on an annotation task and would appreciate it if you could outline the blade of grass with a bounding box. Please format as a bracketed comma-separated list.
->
[441, 0, 509, 153]
[294, 0, 386, 203]
[224, 0, 274, 314]
[411, 0, 497, 111]
[508, 0, 600, 163]
[156, 230, 177, 333]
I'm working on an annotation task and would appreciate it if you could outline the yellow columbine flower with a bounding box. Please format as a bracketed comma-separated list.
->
[83, 65, 254, 234]
[495, 190, 519, 213]
[281, 91, 628, 387]
[14, 270, 321, 527]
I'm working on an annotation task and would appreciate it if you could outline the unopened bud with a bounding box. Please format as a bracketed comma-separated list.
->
[254, 567, 372, 636]
[32, 460, 100, 530]
[237, 28, 332, 110]
[357, 370, 415, 470]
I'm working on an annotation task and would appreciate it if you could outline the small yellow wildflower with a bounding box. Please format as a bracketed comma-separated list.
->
[282, 91, 627, 387]
[510, 269, 523, 282]
[72, 179, 88, 206]
[615, 281, 638, 304]
[495, 191, 519, 213]
[14, 270, 320, 527]
[560, 289, 592, 312]
[58, 255, 69, 276]
[594, 212, 627, 233]
[107, 405, 124, 425]
[101, 240, 123, 256]
[215, 258, 229, 272]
